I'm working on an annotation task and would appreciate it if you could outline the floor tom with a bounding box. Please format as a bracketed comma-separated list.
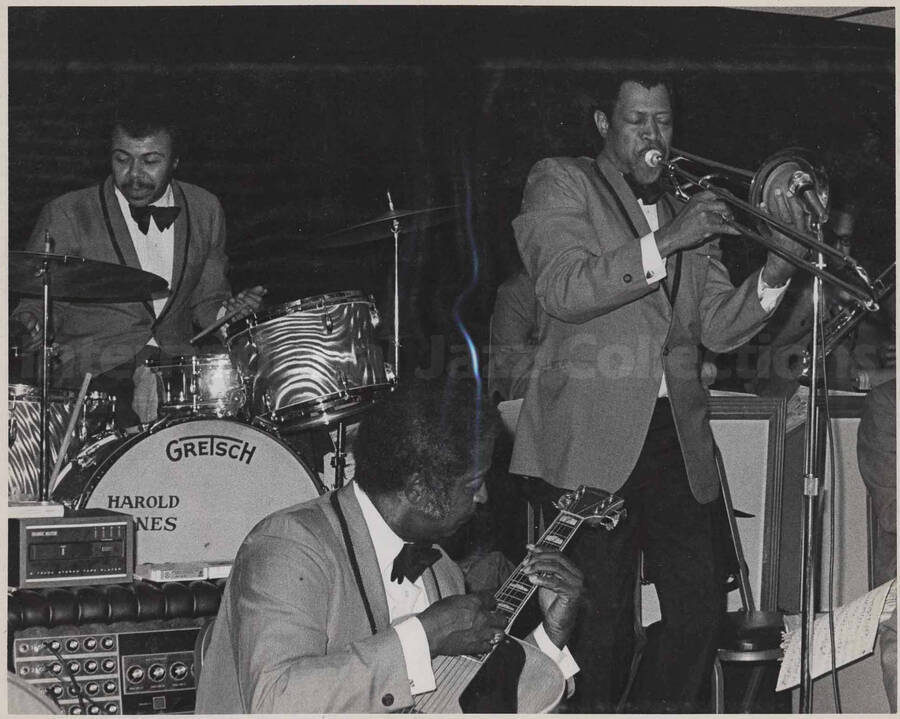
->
[8, 384, 115, 501]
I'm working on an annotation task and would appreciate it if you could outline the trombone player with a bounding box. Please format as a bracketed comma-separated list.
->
[507, 72, 809, 712]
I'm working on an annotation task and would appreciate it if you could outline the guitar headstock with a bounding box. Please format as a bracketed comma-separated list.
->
[554, 486, 626, 531]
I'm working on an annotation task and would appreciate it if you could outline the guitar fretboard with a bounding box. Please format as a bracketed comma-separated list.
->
[494, 511, 582, 629]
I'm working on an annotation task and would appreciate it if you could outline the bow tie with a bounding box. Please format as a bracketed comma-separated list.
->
[129, 204, 181, 234]
[623, 174, 663, 205]
[391, 542, 441, 584]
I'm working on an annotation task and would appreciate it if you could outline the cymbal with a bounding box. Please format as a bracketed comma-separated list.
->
[10, 251, 169, 301]
[313, 204, 460, 248]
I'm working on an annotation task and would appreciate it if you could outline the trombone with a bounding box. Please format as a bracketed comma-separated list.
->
[646, 147, 880, 310]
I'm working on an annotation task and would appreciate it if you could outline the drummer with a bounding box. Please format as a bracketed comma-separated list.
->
[11, 91, 265, 430]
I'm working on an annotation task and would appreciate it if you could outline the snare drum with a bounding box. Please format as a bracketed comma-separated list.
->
[226, 290, 395, 432]
[51, 418, 325, 566]
[147, 354, 246, 418]
[8, 384, 116, 501]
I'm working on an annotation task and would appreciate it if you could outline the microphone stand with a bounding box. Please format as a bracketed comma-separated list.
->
[798, 234, 826, 711]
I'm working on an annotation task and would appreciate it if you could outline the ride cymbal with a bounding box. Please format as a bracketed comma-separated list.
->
[10, 251, 169, 301]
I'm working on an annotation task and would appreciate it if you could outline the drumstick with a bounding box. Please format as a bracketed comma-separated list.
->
[49, 372, 92, 488]
[190, 304, 246, 344]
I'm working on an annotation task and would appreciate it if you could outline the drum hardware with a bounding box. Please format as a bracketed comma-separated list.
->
[10, 246, 168, 504]
[331, 420, 348, 489]
[313, 195, 461, 377]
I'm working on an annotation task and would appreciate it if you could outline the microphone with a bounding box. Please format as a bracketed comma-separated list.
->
[788, 171, 828, 223]
[644, 149, 664, 168]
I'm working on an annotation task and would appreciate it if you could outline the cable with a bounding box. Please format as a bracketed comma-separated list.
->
[41, 640, 102, 714]
[818, 305, 842, 712]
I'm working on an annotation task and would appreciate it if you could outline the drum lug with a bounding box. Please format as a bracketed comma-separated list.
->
[384, 363, 397, 385]
[369, 305, 380, 328]
[322, 313, 334, 334]
[338, 371, 351, 398]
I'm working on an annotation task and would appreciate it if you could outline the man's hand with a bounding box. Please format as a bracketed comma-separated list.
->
[760, 187, 810, 287]
[13, 312, 43, 352]
[522, 546, 584, 649]
[418, 592, 507, 657]
[655, 190, 741, 258]
[222, 285, 267, 322]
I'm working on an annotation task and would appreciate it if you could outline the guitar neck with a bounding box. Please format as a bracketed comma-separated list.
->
[492, 511, 584, 631]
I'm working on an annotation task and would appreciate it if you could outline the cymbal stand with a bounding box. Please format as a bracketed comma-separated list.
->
[330, 421, 347, 489]
[386, 191, 401, 377]
[38, 232, 54, 502]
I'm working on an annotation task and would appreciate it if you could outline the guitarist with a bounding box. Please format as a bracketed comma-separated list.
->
[196, 380, 583, 714]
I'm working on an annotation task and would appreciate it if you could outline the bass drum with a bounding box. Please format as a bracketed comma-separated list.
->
[51, 418, 325, 566]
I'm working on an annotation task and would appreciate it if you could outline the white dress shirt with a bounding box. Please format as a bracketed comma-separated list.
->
[636, 200, 788, 397]
[114, 185, 176, 345]
[353, 482, 578, 697]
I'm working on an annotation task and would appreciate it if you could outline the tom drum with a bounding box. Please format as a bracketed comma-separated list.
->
[226, 290, 395, 432]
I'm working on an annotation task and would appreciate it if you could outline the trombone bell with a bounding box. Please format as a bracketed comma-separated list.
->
[748, 148, 830, 230]
[650, 146, 878, 308]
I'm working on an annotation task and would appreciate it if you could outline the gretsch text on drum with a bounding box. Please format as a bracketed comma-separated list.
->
[164, 435, 257, 464]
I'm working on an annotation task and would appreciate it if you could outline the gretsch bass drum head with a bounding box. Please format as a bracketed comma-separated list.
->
[51, 418, 325, 566]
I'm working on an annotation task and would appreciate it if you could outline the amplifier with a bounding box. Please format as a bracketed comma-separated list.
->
[11, 620, 205, 715]
[9, 510, 134, 589]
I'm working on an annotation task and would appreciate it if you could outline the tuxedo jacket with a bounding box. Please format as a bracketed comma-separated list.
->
[195, 483, 466, 714]
[510, 154, 774, 503]
[13, 177, 232, 384]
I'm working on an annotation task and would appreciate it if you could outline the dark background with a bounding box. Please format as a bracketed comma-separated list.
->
[8, 5, 895, 380]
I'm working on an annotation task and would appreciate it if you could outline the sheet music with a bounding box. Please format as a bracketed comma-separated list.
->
[776, 579, 895, 691]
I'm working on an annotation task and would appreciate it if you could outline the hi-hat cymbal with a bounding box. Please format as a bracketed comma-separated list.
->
[313, 204, 460, 248]
[10, 251, 169, 301]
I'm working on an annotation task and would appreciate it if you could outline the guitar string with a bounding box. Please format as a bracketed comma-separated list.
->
[419, 520, 578, 711]
[416, 496, 619, 711]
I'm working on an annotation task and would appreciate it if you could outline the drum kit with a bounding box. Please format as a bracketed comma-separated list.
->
[9, 198, 458, 567]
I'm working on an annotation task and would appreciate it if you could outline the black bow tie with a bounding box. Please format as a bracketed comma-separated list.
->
[623, 174, 663, 205]
[391, 542, 441, 584]
[129, 204, 181, 234]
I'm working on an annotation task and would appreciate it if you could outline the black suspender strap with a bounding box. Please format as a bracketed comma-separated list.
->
[329, 492, 378, 636]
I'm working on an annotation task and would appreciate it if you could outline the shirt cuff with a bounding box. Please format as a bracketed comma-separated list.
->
[757, 272, 790, 313]
[534, 623, 580, 680]
[640, 233, 667, 285]
[394, 617, 436, 695]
